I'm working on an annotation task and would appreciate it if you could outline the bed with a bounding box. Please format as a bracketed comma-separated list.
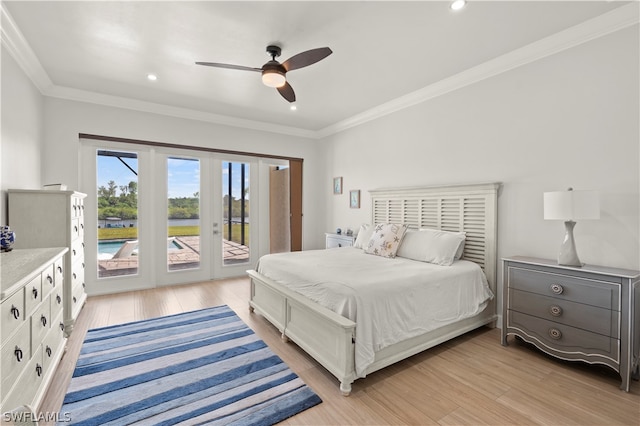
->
[247, 182, 500, 395]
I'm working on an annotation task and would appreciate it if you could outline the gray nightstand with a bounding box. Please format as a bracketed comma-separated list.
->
[501, 256, 640, 391]
[325, 233, 355, 249]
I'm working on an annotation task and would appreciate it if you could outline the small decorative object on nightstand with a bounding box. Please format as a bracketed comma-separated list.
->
[325, 233, 355, 249]
[501, 256, 640, 391]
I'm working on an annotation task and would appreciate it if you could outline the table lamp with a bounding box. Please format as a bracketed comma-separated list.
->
[543, 188, 599, 267]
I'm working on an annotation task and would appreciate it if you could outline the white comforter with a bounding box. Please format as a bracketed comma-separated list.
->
[257, 247, 494, 377]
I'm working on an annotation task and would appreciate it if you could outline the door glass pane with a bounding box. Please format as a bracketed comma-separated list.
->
[97, 150, 138, 278]
[222, 162, 249, 265]
[167, 157, 200, 271]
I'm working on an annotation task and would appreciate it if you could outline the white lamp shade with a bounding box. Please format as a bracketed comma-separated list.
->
[544, 190, 600, 221]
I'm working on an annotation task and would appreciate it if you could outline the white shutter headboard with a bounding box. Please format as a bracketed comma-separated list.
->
[369, 182, 500, 289]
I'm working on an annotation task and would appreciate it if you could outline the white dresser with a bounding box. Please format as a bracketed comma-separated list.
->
[1, 248, 68, 414]
[325, 233, 355, 249]
[8, 190, 87, 336]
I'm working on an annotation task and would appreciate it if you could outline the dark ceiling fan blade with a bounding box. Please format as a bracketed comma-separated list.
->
[277, 82, 296, 103]
[195, 62, 261, 72]
[282, 47, 332, 72]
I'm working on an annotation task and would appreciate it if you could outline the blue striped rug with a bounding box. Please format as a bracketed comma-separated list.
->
[59, 305, 322, 425]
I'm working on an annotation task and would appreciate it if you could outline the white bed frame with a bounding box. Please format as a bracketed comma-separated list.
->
[248, 182, 500, 395]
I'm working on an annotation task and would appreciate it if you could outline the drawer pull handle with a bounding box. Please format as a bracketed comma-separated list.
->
[73, 273, 77, 279]
[60, 323, 65, 331]
[338, 243, 342, 247]
[73, 296, 77, 303]
[46, 346, 52, 357]
[58, 266, 63, 273]
[14, 346, 23, 362]
[73, 249, 77, 256]
[548, 328, 562, 340]
[74, 226, 78, 232]
[56, 294, 62, 304]
[82, 262, 85, 269]
[550, 284, 564, 295]
[47, 275, 53, 284]
[82, 282, 86, 288]
[32, 287, 38, 299]
[81, 223, 84, 229]
[41, 315, 47, 327]
[36, 364, 42, 377]
[549, 305, 563, 317]
[10, 305, 20, 320]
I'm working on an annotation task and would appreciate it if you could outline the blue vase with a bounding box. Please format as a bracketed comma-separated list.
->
[1, 226, 15, 252]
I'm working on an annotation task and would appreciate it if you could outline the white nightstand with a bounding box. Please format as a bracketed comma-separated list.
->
[325, 233, 355, 249]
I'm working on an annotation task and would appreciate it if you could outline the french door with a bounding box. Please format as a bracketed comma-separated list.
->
[80, 140, 260, 294]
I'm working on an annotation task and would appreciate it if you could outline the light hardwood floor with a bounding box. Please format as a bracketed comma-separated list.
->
[40, 277, 639, 425]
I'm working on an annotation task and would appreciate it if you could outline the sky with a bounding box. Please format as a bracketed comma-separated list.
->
[97, 152, 249, 199]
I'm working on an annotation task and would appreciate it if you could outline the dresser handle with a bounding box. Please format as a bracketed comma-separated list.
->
[82, 283, 86, 289]
[60, 322, 65, 331]
[73, 249, 77, 256]
[73, 272, 77, 279]
[10, 305, 20, 319]
[14, 346, 23, 362]
[46, 346, 52, 357]
[81, 223, 84, 229]
[47, 275, 53, 284]
[56, 294, 62, 304]
[32, 287, 38, 299]
[74, 225, 78, 233]
[73, 296, 77, 304]
[549, 305, 563, 317]
[548, 328, 562, 340]
[41, 315, 47, 327]
[58, 265, 63, 273]
[550, 284, 564, 295]
[36, 364, 42, 377]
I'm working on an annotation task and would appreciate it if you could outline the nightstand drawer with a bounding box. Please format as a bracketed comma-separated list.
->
[508, 311, 617, 361]
[509, 289, 619, 338]
[508, 267, 619, 310]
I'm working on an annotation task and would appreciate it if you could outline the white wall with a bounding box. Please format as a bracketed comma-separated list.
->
[41, 98, 325, 251]
[321, 25, 639, 272]
[1, 45, 45, 224]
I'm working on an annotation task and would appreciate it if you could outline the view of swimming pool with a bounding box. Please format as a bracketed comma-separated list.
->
[98, 239, 182, 259]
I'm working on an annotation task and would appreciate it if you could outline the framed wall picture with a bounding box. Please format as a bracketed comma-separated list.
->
[333, 177, 343, 194]
[350, 190, 360, 208]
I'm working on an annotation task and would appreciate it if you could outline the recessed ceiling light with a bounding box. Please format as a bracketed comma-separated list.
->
[147, 74, 158, 81]
[450, 0, 466, 11]
[290, 105, 297, 111]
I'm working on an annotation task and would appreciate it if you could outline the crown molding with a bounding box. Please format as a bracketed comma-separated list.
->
[1, 3, 53, 93]
[316, 2, 639, 138]
[2, 2, 637, 140]
[46, 85, 318, 139]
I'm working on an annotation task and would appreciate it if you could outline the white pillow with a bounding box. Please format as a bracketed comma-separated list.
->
[353, 224, 374, 249]
[396, 228, 466, 266]
[364, 223, 408, 258]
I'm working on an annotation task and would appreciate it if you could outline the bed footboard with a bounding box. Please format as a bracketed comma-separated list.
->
[247, 269, 357, 395]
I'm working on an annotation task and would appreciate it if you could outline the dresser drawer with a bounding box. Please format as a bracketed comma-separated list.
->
[508, 267, 619, 310]
[31, 300, 51, 349]
[43, 312, 65, 372]
[1, 288, 25, 342]
[508, 311, 618, 361]
[510, 289, 619, 338]
[2, 346, 44, 411]
[24, 274, 42, 317]
[51, 285, 64, 320]
[71, 239, 84, 264]
[71, 281, 86, 313]
[1, 320, 30, 397]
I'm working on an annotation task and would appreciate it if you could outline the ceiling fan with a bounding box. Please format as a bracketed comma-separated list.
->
[196, 45, 332, 103]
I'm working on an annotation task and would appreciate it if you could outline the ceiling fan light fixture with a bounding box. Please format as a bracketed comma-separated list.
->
[450, 0, 466, 10]
[261, 70, 286, 88]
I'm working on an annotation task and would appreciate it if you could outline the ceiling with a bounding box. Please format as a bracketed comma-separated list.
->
[2, 1, 633, 136]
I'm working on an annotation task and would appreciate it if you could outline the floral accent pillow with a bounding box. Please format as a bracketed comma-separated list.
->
[364, 223, 408, 258]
